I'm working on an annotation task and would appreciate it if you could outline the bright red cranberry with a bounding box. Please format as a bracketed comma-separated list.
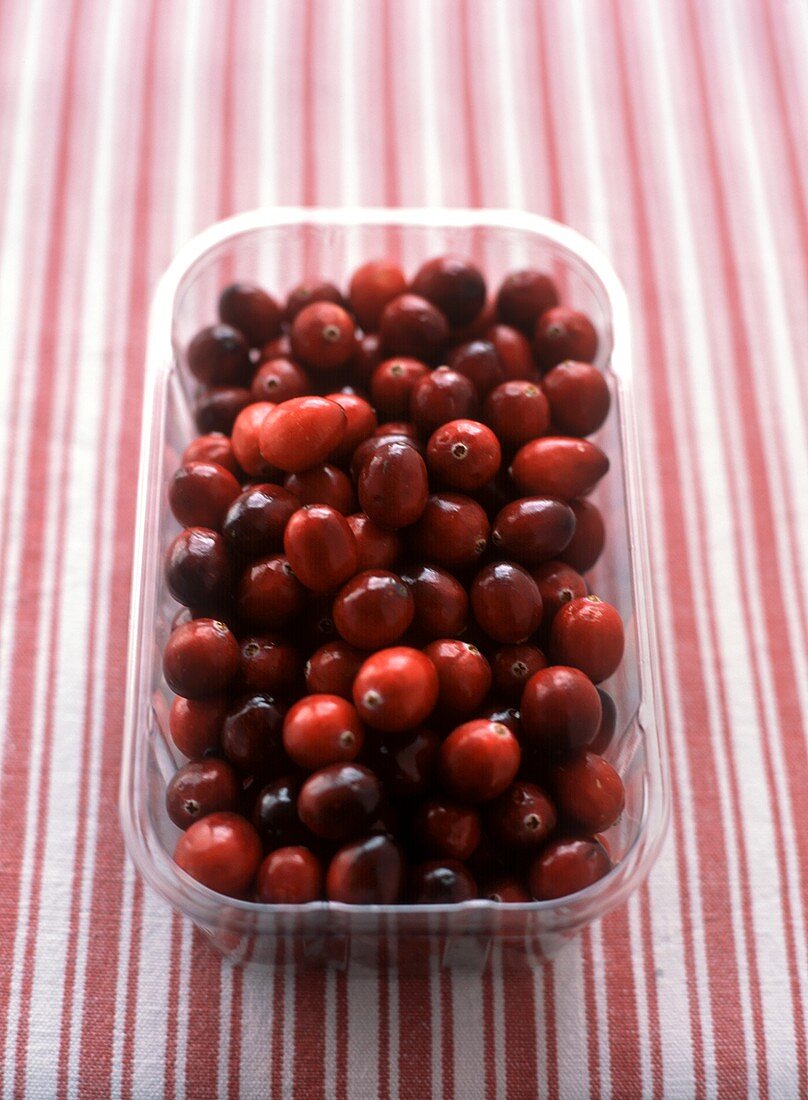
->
[491, 497, 576, 566]
[284, 463, 354, 514]
[283, 694, 364, 770]
[550, 596, 624, 683]
[423, 640, 492, 717]
[348, 259, 408, 331]
[169, 694, 227, 757]
[531, 561, 588, 625]
[166, 758, 241, 829]
[471, 562, 542, 644]
[326, 392, 378, 463]
[291, 301, 356, 371]
[357, 439, 429, 530]
[485, 781, 556, 849]
[350, 432, 421, 481]
[529, 837, 611, 900]
[411, 256, 486, 327]
[491, 644, 547, 701]
[409, 493, 490, 569]
[486, 324, 537, 381]
[283, 505, 358, 593]
[256, 846, 323, 903]
[223, 483, 300, 560]
[590, 689, 617, 754]
[187, 324, 251, 386]
[520, 665, 602, 755]
[168, 461, 241, 531]
[426, 419, 501, 492]
[409, 367, 478, 438]
[332, 570, 414, 649]
[260, 333, 293, 360]
[379, 293, 449, 361]
[352, 331, 384, 387]
[511, 437, 609, 500]
[448, 340, 505, 397]
[284, 279, 345, 323]
[298, 763, 382, 840]
[231, 402, 279, 479]
[163, 619, 239, 698]
[534, 307, 598, 372]
[553, 751, 625, 832]
[251, 357, 310, 404]
[413, 799, 482, 860]
[371, 358, 429, 420]
[495, 269, 559, 334]
[218, 282, 282, 347]
[401, 564, 469, 639]
[542, 361, 610, 437]
[483, 381, 550, 451]
[364, 726, 440, 799]
[194, 386, 251, 435]
[239, 635, 301, 697]
[345, 513, 401, 572]
[559, 499, 605, 573]
[409, 860, 477, 903]
[174, 812, 262, 897]
[439, 719, 521, 802]
[251, 775, 309, 849]
[484, 876, 532, 903]
[353, 646, 439, 732]
[259, 396, 347, 473]
[305, 640, 365, 699]
[326, 834, 404, 903]
[181, 433, 241, 477]
[222, 692, 285, 775]
[165, 527, 231, 612]
[237, 555, 307, 629]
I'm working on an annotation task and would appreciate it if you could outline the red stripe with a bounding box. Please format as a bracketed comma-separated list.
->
[600, 909, 643, 1096]
[481, 960, 497, 1099]
[380, 0, 399, 208]
[292, 969, 327, 1099]
[638, 886, 665, 1097]
[300, 0, 316, 208]
[335, 968, 349, 1100]
[377, 932, 391, 1100]
[162, 915, 184, 1100]
[502, 971, 539, 1099]
[440, 964, 455, 1098]
[228, 966, 243, 1100]
[270, 943, 286, 1094]
[580, 931, 602, 1099]
[543, 965, 560, 1100]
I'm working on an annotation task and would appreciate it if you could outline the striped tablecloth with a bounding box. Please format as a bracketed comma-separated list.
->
[1, 1, 806, 1096]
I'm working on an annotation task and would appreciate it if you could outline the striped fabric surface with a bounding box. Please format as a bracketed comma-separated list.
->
[1, 0, 806, 1096]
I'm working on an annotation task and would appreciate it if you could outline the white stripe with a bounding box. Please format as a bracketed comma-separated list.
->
[173, 920, 192, 1100]
[487, 1, 525, 211]
[131, 891, 174, 1098]
[173, 0, 204, 248]
[110, 861, 138, 1100]
[589, 925, 614, 1099]
[386, 932, 400, 1100]
[415, 0, 444, 208]
[553, 944, 591, 1098]
[451, 969, 486, 1100]
[281, 948, 296, 1099]
[429, 943, 443, 1100]
[489, 945, 507, 1100]
[347, 965, 380, 1099]
[216, 962, 234, 1097]
[531, 965, 549, 1100]
[322, 968, 338, 1100]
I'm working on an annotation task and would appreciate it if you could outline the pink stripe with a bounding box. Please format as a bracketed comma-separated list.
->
[580, 931, 602, 1099]
[543, 965, 560, 1100]
[638, 886, 665, 1097]
[161, 914, 184, 1100]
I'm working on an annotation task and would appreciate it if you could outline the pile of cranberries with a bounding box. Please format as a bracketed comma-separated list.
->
[164, 257, 626, 908]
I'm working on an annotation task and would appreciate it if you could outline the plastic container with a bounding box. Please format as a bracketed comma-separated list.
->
[119, 208, 669, 970]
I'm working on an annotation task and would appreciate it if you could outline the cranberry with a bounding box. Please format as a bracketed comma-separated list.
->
[371, 358, 429, 420]
[409, 367, 478, 438]
[237, 555, 307, 629]
[401, 564, 468, 639]
[448, 340, 505, 397]
[353, 646, 439, 733]
[379, 293, 449, 361]
[282, 505, 357, 593]
[426, 419, 501, 492]
[258, 396, 347, 473]
[357, 439, 429, 530]
[423, 639, 491, 717]
[510, 437, 609, 500]
[363, 726, 440, 799]
[410, 256, 486, 327]
[260, 333, 292, 360]
[408, 493, 490, 569]
[283, 694, 364, 770]
[231, 402, 279, 479]
[166, 758, 241, 829]
[181, 433, 241, 478]
[326, 834, 404, 903]
[194, 386, 251, 435]
[553, 751, 625, 832]
[534, 307, 598, 372]
[350, 432, 421, 481]
[484, 876, 532, 903]
[590, 689, 617, 754]
[291, 301, 356, 371]
[542, 361, 610, 437]
[169, 694, 227, 757]
[471, 562, 542, 644]
[352, 331, 384, 387]
[298, 763, 382, 840]
[373, 420, 420, 440]
[163, 619, 239, 698]
[251, 775, 309, 849]
[187, 324, 251, 386]
[284, 280, 345, 323]
[559, 499, 606, 573]
[480, 704, 521, 735]
[409, 860, 477, 904]
[486, 324, 537, 382]
[495, 269, 559, 334]
[218, 282, 282, 347]
[346, 513, 401, 572]
[529, 837, 611, 900]
[222, 692, 285, 775]
[294, 593, 340, 651]
[305, 640, 365, 699]
[550, 596, 624, 683]
[332, 570, 414, 649]
[349, 259, 408, 331]
[174, 812, 262, 897]
[520, 665, 602, 755]
[326, 393, 378, 463]
[239, 635, 301, 697]
[439, 719, 520, 802]
[485, 781, 556, 849]
[483, 381, 550, 451]
[223, 484, 300, 560]
[168, 461, 241, 531]
[531, 561, 588, 625]
[412, 799, 482, 860]
[491, 644, 547, 701]
[165, 527, 231, 612]
[453, 298, 497, 343]
[491, 497, 576, 566]
[251, 357, 311, 404]
[256, 846, 323, 903]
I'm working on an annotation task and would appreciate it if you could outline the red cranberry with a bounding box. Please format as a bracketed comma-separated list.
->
[379, 293, 449, 361]
[401, 564, 469, 639]
[259, 396, 347, 473]
[491, 497, 576, 566]
[357, 439, 429, 530]
[471, 562, 542, 644]
[352, 331, 384, 387]
[590, 689, 617, 754]
[408, 493, 490, 569]
[486, 324, 538, 382]
[194, 387, 251, 435]
[294, 593, 339, 651]
[166, 758, 241, 829]
[251, 775, 308, 849]
[511, 437, 609, 500]
[291, 301, 356, 371]
[326, 393, 378, 463]
[332, 570, 414, 649]
[187, 324, 251, 386]
[534, 307, 598, 372]
[373, 420, 420, 440]
[283, 694, 364, 770]
[495, 269, 559, 334]
[559, 499, 606, 573]
[223, 484, 300, 560]
[371, 358, 429, 420]
[363, 726, 440, 799]
[520, 665, 602, 755]
[491, 644, 547, 701]
[239, 635, 301, 697]
[409, 367, 478, 438]
[531, 560, 588, 626]
[453, 298, 497, 343]
[222, 692, 285, 775]
[168, 461, 241, 531]
[353, 647, 439, 733]
[485, 781, 556, 849]
[181, 433, 241, 477]
[423, 639, 492, 718]
[483, 381, 550, 450]
[298, 763, 382, 840]
[284, 280, 345, 323]
[283, 505, 357, 593]
[260, 333, 293, 360]
[169, 694, 227, 757]
[219, 282, 282, 347]
[349, 259, 408, 331]
[237, 555, 307, 629]
[439, 719, 521, 803]
[409, 860, 477, 904]
[426, 419, 501, 491]
[448, 340, 505, 397]
[529, 837, 611, 900]
[346, 513, 401, 572]
[174, 812, 262, 897]
[326, 834, 404, 903]
[550, 596, 624, 683]
[251, 357, 311, 404]
[542, 361, 610, 436]
[350, 432, 421, 481]
[163, 619, 239, 698]
[305, 641, 365, 699]
[413, 799, 482, 860]
[484, 876, 532, 903]
[165, 527, 231, 612]
[411, 256, 486, 327]
[257, 846, 323, 903]
[231, 402, 279, 479]
[553, 751, 625, 832]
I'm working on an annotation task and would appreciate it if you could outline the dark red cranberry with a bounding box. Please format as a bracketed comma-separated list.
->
[297, 763, 382, 840]
[363, 726, 440, 799]
[511, 437, 609, 500]
[352, 331, 384, 387]
[486, 323, 538, 381]
[439, 719, 521, 803]
[471, 562, 542, 644]
[411, 256, 486, 327]
[453, 298, 497, 343]
[550, 596, 624, 683]
[174, 812, 262, 897]
[542, 360, 610, 436]
[260, 333, 292, 360]
[218, 282, 282, 347]
[373, 420, 420, 440]
[349, 259, 408, 331]
[412, 799, 482, 860]
[448, 340, 505, 397]
[491, 498, 576, 566]
[169, 694, 227, 757]
[239, 635, 301, 697]
[552, 751, 625, 832]
[371, 358, 429, 420]
[379, 293, 449, 361]
[357, 439, 429, 530]
[423, 639, 492, 718]
[534, 307, 598, 372]
[283, 694, 364, 770]
[590, 689, 617, 754]
[495, 269, 559, 334]
[484, 876, 532, 903]
[326, 393, 378, 463]
[409, 367, 478, 438]
[408, 493, 490, 570]
[187, 324, 251, 386]
[345, 513, 401, 572]
[485, 781, 556, 849]
[326, 834, 404, 903]
[401, 564, 469, 639]
[256, 846, 323, 903]
[305, 640, 366, 699]
[237, 555, 307, 629]
[166, 758, 241, 829]
[222, 692, 285, 776]
[409, 860, 477, 904]
[181, 433, 241, 478]
[531, 560, 588, 626]
[283, 505, 358, 593]
[194, 387, 251, 435]
[483, 380, 550, 450]
[165, 527, 231, 612]
[520, 665, 602, 755]
[352, 646, 439, 733]
[529, 837, 611, 900]
[259, 396, 347, 473]
[163, 619, 240, 699]
[284, 280, 345, 323]
[251, 357, 311, 404]
[491, 644, 547, 701]
[169, 462, 241, 530]
[473, 470, 515, 522]
[291, 301, 356, 371]
[251, 775, 309, 850]
[223, 484, 300, 560]
[231, 402, 279, 479]
[332, 570, 414, 649]
[559, 499, 605, 573]
[350, 432, 421, 481]
[426, 419, 501, 491]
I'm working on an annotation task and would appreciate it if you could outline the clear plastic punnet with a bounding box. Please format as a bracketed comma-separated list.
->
[119, 208, 669, 969]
